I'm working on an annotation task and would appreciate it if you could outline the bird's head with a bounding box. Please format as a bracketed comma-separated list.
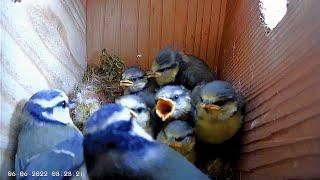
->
[115, 95, 150, 130]
[23, 89, 75, 126]
[155, 85, 191, 122]
[120, 66, 148, 93]
[83, 104, 154, 155]
[197, 81, 238, 120]
[157, 120, 195, 155]
[147, 47, 181, 86]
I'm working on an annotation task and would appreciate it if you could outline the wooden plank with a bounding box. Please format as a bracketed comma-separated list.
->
[199, 0, 212, 60]
[149, 0, 162, 63]
[193, 0, 204, 57]
[103, 0, 122, 56]
[219, 0, 320, 178]
[120, 0, 139, 67]
[87, 0, 106, 67]
[206, 0, 221, 70]
[185, 0, 198, 54]
[173, 0, 188, 51]
[137, 0, 151, 69]
[214, 0, 227, 73]
[161, 0, 175, 48]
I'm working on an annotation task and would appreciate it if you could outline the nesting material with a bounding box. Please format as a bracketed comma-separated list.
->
[69, 49, 126, 130]
[83, 49, 125, 101]
[69, 84, 101, 131]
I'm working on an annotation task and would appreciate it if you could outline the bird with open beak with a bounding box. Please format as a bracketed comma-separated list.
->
[120, 66, 157, 109]
[147, 47, 217, 89]
[157, 120, 196, 163]
[155, 85, 192, 123]
[193, 80, 244, 144]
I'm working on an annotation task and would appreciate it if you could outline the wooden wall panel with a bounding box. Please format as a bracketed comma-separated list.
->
[87, 0, 227, 70]
[218, 0, 320, 179]
[0, 0, 86, 178]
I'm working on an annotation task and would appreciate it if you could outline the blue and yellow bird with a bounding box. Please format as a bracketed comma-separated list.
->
[155, 85, 192, 123]
[15, 89, 86, 179]
[156, 120, 196, 163]
[120, 66, 157, 109]
[147, 47, 217, 89]
[83, 104, 208, 180]
[116, 94, 154, 136]
[193, 80, 244, 144]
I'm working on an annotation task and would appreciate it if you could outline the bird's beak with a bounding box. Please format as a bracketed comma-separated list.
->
[146, 71, 161, 78]
[156, 97, 175, 121]
[170, 141, 182, 148]
[119, 80, 134, 87]
[129, 110, 138, 119]
[200, 103, 221, 110]
[69, 100, 77, 110]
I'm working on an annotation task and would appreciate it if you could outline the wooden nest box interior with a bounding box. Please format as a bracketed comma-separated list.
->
[1, 0, 319, 179]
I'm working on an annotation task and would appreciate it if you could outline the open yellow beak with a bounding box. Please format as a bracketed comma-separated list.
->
[119, 80, 134, 87]
[146, 71, 161, 78]
[200, 103, 221, 110]
[156, 97, 175, 121]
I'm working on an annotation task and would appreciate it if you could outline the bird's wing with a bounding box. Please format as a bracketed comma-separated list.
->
[16, 129, 84, 176]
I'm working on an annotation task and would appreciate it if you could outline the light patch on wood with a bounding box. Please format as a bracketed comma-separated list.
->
[0, 0, 86, 177]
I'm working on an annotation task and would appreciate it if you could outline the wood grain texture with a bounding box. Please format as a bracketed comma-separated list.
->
[87, 0, 227, 70]
[0, 0, 86, 177]
[218, 0, 320, 179]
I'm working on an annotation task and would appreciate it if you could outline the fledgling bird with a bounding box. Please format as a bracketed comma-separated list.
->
[115, 95, 154, 136]
[15, 89, 86, 179]
[192, 81, 244, 177]
[193, 80, 244, 144]
[156, 120, 196, 163]
[155, 85, 192, 123]
[83, 104, 208, 180]
[147, 47, 217, 89]
[120, 66, 157, 109]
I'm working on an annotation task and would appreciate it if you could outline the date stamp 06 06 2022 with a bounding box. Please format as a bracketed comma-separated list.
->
[8, 170, 83, 177]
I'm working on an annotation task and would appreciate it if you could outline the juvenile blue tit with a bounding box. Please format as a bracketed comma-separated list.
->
[147, 47, 217, 89]
[15, 89, 86, 179]
[156, 120, 196, 163]
[120, 66, 157, 109]
[83, 104, 208, 180]
[155, 85, 192, 122]
[115, 95, 153, 136]
[193, 80, 244, 144]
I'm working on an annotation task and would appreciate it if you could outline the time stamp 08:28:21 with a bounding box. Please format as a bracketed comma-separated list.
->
[8, 170, 84, 177]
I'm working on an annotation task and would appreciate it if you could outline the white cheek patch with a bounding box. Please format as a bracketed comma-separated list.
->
[135, 112, 150, 128]
[116, 98, 139, 109]
[130, 120, 154, 141]
[42, 107, 73, 125]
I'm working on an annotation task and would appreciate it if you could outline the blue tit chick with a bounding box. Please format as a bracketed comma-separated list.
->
[120, 66, 157, 109]
[194, 80, 244, 144]
[83, 104, 208, 180]
[15, 89, 85, 179]
[155, 85, 192, 123]
[147, 47, 217, 89]
[115, 95, 153, 136]
[156, 120, 196, 163]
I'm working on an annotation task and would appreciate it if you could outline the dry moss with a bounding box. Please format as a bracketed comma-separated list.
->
[83, 49, 125, 100]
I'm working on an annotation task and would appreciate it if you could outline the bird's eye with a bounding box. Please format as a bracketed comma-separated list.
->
[174, 95, 179, 100]
[200, 97, 203, 102]
[215, 100, 229, 106]
[137, 108, 143, 113]
[175, 136, 185, 142]
[57, 101, 67, 109]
